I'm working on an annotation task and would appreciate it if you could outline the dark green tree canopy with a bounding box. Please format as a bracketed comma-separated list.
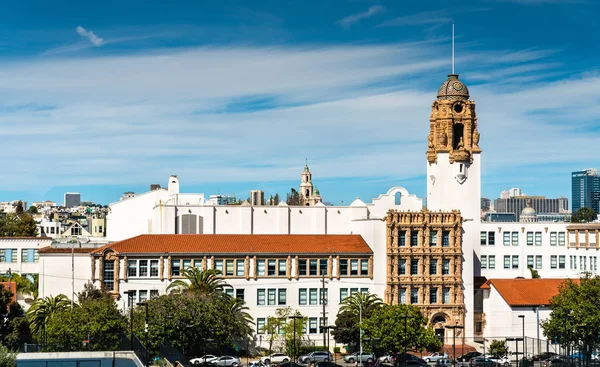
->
[572, 208, 597, 223]
[488, 339, 509, 358]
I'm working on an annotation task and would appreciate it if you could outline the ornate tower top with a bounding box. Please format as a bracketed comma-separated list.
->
[437, 74, 469, 101]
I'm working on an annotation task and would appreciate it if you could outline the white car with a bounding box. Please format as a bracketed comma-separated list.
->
[424, 353, 449, 363]
[260, 353, 291, 364]
[489, 356, 510, 366]
[379, 355, 393, 363]
[190, 355, 219, 365]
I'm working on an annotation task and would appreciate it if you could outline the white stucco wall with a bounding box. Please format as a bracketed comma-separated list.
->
[39, 253, 93, 299]
[0, 238, 52, 275]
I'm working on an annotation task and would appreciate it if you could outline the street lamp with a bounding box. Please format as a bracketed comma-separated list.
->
[445, 325, 464, 367]
[123, 290, 135, 351]
[399, 315, 415, 367]
[137, 301, 149, 367]
[289, 315, 303, 363]
[506, 338, 523, 366]
[518, 315, 525, 361]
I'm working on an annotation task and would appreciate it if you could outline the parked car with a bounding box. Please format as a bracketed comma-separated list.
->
[424, 353, 449, 363]
[457, 352, 483, 366]
[404, 360, 429, 367]
[379, 355, 393, 363]
[469, 357, 495, 367]
[261, 354, 291, 364]
[533, 353, 558, 361]
[393, 353, 422, 367]
[298, 351, 332, 364]
[488, 356, 510, 366]
[435, 358, 454, 367]
[344, 352, 375, 364]
[275, 362, 304, 367]
[190, 355, 219, 365]
[543, 358, 573, 367]
[211, 356, 242, 367]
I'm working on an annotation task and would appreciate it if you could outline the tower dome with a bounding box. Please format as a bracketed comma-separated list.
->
[521, 200, 537, 222]
[437, 74, 469, 101]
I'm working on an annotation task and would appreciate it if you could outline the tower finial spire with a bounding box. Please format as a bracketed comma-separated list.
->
[452, 23, 455, 74]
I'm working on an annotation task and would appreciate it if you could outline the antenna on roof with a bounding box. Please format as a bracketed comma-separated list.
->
[452, 23, 455, 74]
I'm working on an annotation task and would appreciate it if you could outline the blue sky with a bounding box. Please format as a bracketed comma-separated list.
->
[0, 0, 598, 207]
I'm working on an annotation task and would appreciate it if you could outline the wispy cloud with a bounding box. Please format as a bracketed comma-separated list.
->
[493, 0, 586, 4]
[76, 26, 105, 47]
[379, 10, 452, 27]
[337, 6, 385, 28]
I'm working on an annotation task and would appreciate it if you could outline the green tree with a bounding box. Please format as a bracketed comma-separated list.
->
[338, 292, 383, 318]
[14, 202, 23, 216]
[263, 316, 282, 354]
[166, 268, 231, 295]
[45, 294, 126, 351]
[286, 189, 301, 206]
[76, 282, 106, 302]
[0, 273, 38, 299]
[541, 274, 600, 366]
[572, 208, 597, 223]
[27, 206, 38, 215]
[0, 343, 16, 367]
[0, 212, 37, 237]
[488, 339, 509, 358]
[331, 311, 359, 346]
[273, 194, 280, 205]
[362, 304, 442, 354]
[274, 307, 307, 358]
[0, 284, 29, 350]
[27, 294, 71, 337]
[528, 267, 541, 279]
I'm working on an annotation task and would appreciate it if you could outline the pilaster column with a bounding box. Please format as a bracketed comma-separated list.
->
[159, 256, 164, 281]
[253, 256, 258, 280]
[167, 256, 172, 281]
[91, 257, 96, 282]
[287, 256, 292, 280]
[368, 256, 373, 280]
[328, 256, 333, 280]
[335, 255, 340, 280]
[202, 256, 207, 270]
[123, 256, 128, 281]
[245, 256, 250, 279]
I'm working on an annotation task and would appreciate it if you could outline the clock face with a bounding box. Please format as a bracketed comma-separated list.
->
[452, 82, 463, 91]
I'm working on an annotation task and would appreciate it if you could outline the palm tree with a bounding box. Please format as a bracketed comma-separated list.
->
[338, 292, 383, 318]
[166, 268, 231, 295]
[227, 296, 254, 338]
[26, 294, 71, 335]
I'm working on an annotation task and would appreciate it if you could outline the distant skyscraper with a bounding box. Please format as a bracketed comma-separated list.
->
[572, 169, 600, 214]
[493, 196, 568, 221]
[508, 188, 522, 197]
[250, 190, 265, 206]
[64, 192, 81, 208]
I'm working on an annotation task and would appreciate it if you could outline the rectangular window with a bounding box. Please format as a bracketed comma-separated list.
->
[350, 260, 359, 276]
[310, 260, 318, 276]
[398, 288, 406, 304]
[170, 260, 180, 277]
[127, 290, 137, 307]
[410, 231, 418, 246]
[550, 232, 557, 246]
[410, 258, 419, 275]
[442, 231, 451, 247]
[257, 289, 266, 305]
[504, 255, 510, 269]
[504, 232, 510, 246]
[481, 255, 487, 269]
[480, 232, 487, 245]
[103, 260, 114, 291]
[319, 288, 328, 305]
[150, 289, 159, 299]
[139, 290, 148, 303]
[512, 232, 519, 246]
[236, 260, 245, 277]
[21, 249, 38, 263]
[279, 260, 287, 276]
[319, 259, 327, 276]
[309, 318, 318, 334]
[226, 260, 234, 276]
[488, 232, 495, 245]
[551, 256, 557, 269]
[536, 255, 542, 269]
[360, 288, 368, 294]
[236, 289, 245, 301]
[430, 287, 438, 304]
[360, 260, 369, 276]
[278, 289, 287, 305]
[339, 259, 348, 276]
[430, 232, 438, 246]
[430, 259, 438, 275]
[214, 260, 224, 274]
[182, 259, 191, 271]
[410, 288, 419, 304]
[512, 255, 519, 269]
[442, 288, 450, 304]
[299, 289, 307, 305]
[398, 259, 406, 275]
[140, 260, 149, 277]
[527, 255, 534, 269]
[127, 260, 137, 277]
[267, 289, 276, 305]
[257, 260, 266, 276]
[340, 288, 349, 302]
[309, 288, 318, 305]
[268, 260, 277, 276]
[559, 255, 566, 269]
[535, 232, 542, 246]
[399, 231, 406, 246]
[225, 288, 234, 297]
[527, 232, 534, 246]
[489, 255, 496, 269]
[319, 317, 329, 334]
[476, 322, 482, 333]
[299, 259, 307, 276]
[257, 318, 266, 334]
[150, 260, 159, 277]
[559, 232, 566, 246]
[442, 259, 450, 275]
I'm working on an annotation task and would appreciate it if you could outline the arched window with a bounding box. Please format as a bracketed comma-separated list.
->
[306, 189, 310, 196]
[452, 123, 464, 150]
[432, 315, 446, 324]
[395, 192, 402, 205]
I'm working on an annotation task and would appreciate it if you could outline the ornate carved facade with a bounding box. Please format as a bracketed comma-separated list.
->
[385, 209, 466, 335]
[426, 74, 481, 165]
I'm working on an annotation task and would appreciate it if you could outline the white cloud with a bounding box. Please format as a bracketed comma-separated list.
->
[379, 10, 452, 27]
[76, 26, 105, 47]
[337, 6, 385, 28]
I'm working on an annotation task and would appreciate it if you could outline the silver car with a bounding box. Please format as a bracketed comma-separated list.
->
[212, 356, 242, 367]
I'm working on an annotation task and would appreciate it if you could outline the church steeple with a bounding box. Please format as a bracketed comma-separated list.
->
[299, 162, 322, 206]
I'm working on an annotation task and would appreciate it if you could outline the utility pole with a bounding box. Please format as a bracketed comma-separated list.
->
[321, 274, 328, 348]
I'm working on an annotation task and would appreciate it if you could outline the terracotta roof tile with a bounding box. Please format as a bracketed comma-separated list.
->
[91, 234, 373, 255]
[487, 278, 578, 307]
[39, 246, 96, 254]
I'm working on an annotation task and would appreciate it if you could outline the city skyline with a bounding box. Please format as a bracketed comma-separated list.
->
[0, 0, 598, 206]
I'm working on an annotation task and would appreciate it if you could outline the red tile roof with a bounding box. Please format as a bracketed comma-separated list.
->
[485, 278, 578, 307]
[39, 246, 96, 254]
[91, 234, 373, 255]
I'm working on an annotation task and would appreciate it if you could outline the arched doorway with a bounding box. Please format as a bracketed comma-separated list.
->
[431, 314, 448, 345]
